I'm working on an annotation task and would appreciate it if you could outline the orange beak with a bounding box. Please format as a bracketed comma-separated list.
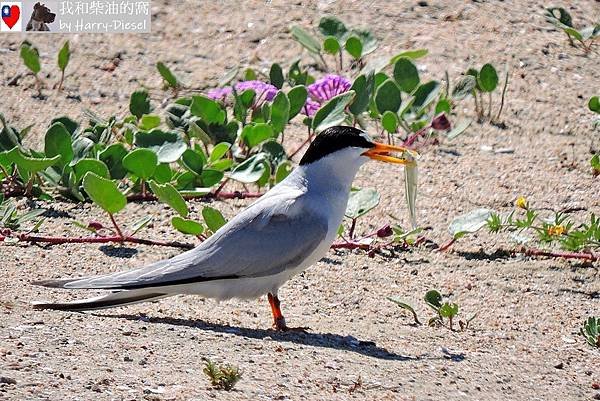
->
[362, 142, 417, 165]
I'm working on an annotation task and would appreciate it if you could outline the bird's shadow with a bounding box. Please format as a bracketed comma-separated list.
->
[98, 312, 417, 361]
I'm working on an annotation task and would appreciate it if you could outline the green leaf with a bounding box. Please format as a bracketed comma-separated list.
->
[139, 114, 161, 130]
[270, 92, 290, 134]
[269, 63, 284, 89]
[545, 7, 573, 28]
[230, 153, 267, 183]
[44, 122, 73, 168]
[352, 29, 377, 55]
[287, 86, 308, 119]
[244, 68, 257, 81]
[134, 130, 187, 163]
[171, 216, 204, 236]
[73, 158, 109, 183]
[449, 208, 493, 238]
[323, 36, 341, 55]
[82, 172, 126, 214]
[290, 26, 321, 54]
[345, 188, 380, 219]
[149, 180, 188, 217]
[189, 120, 213, 146]
[122, 148, 158, 179]
[435, 99, 451, 114]
[312, 90, 355, 133]
[129, 89, 151, 119]
[478, 64, 499, 92]
[589, 96, 600, 113]
[6, 148, 60, 174]
[318, 16, 348, 39]
[590, 154, 600, 171]
[156, 61, 180, 88]
[381, 111, 398, 133]
[563, 27, 583, 41]
[241, 123, 274, 149]
[181, 149, 205, 175]
[20, 42, 41, 74]
[375, 80, 401, 114]
[412, 81, 440, 111]
[99, 143, 128, 179]
[202, 206, 227, 233]
[200, 169, 224, 187]
[130, 215, 153, 236]
[439, 303, 459, 318]
[190, 95, 227, 125]
[390, 49, 428, 63]
[349, 74, 373, 115]
[153, 163, 173, 183]
[451, 75, 477, 100]
[275, 160, 293, 183]
[387, 297, 421, 325]
[51, 116, 78, 135]
[393, 57, 420, 93]
[447, 119, 472, 140]
[424, 290, 443, 310]
[209, 142, 231, 162]
[345, 36, 363, 59]
[57, 41, 70, 72]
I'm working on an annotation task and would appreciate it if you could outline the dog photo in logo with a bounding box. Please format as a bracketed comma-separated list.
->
[1, 2, 22, 31]
[26, 2, 55, 31]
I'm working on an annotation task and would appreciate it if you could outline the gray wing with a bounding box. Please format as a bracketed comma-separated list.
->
[61, 193, 328, 290]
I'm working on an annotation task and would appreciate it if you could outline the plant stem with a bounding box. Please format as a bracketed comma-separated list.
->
[289, 136, 313, 159]
[348, 218, 357, 239]
[437, 237, 456, 252]
[109, 213, 124, 238]
[495, 69, 509, 121]
[488, 92, 492, 118]
[58, 70, 65, 91]
[0, 232, 193, 249]
[473, 90, 479, 118]
[520, 247, 598, 262]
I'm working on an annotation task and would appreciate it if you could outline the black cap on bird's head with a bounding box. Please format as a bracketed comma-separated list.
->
[299, 126, 415, 166]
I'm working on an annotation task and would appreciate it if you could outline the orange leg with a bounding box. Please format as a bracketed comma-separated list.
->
[267, 292, 287, 331]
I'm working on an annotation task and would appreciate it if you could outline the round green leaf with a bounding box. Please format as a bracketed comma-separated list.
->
[287, 85, 308, 119]
[435, 99, 451, 114]
[589, 96, 600, 113]
[20, 42, 41, 74]
[290, 26, 321, 54]
[209, 142, 231, 162]
[181, 149, 205, 175]
[148, 180, 188, 217]
[318, 16, 348, 39]
[269, 63, 284, 89]
[424, 290, 443, 309]
[323, 36, 341, 54]
[345, 188, 380, 219]
[412, 81, 440, 111]
[190, 95, 227, 125]
[345, 36, 363, 59]
[73, 158, 109, 183]
[200, 169, 224, 187]
[270, 92, 290, 134]
[230, 153, 268, 183]
[393, 57, 420, 93]
[349, 74, 373, 116]
[44, 122, 73, 168]
[275, 161, 293, 183]
[134, 130, 187, 163]
[381, 111, 398, 133]
[156, 61, 180, 88]
[122, 148, 158, 179]
[153, 163, 173, 184]
[139, 114, 161, 131]
[82, 172, 126, 214]
[171, 216, 204, 236]
[375, 80, 401, 114]
[242, 123, 275, 148]
[312, 91, 355, 133]
[478, 64, 499, 92]
[202, 206, 227, 233]
[99, 143, 128, 179]
[129, 89, 151, 119]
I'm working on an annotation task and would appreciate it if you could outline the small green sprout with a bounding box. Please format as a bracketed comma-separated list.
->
[545, 8, 599, 54]
[580, 317, 600, 348]
[203, 359, 242, 391]
[57, 41, 70, 91]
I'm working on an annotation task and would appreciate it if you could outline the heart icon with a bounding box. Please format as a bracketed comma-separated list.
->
[1, 5, 20, 29]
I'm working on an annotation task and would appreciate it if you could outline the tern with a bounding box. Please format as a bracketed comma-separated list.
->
[33, 126, 413, 331]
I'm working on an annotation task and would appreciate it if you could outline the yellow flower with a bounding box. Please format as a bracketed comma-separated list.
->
[515, 196, 528, 209]
[547, 225, 566, 236]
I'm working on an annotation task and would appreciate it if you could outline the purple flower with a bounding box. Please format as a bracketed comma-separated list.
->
[206, 86, 233, 101]
[303, 74, 351, 116]
[206, 80, 278, 107]
[234, 81, 278, 102]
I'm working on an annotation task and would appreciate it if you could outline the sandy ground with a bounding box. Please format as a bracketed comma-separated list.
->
[1, 0, 599, 400]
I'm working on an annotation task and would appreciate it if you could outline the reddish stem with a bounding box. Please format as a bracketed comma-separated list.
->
[109, 213, 124, 238]
[437, 238, 456, 252]
[1, 233, 194, 249]
[520, 247, 598, 262]
[330, 241, 371, 250]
